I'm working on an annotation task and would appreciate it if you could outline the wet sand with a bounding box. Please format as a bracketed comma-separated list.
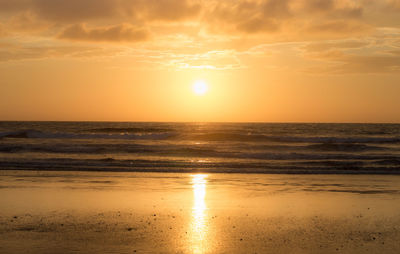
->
[0, 171, 400, 253]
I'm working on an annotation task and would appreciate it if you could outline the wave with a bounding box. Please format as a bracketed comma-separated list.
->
[85, 127, 173, 133]
[189, 133, 400, 143]
[0, 143, 224, 157]
[0, 157, 399, 174]
[237, 143, 389, 152]
[1, 141, 399, 163]
[1, 142, 399, 164]
[305, 143, 386, 152]
[375, 159, 400, 165]
[0, 130, 175, 140]
[235, 153, 400, 162]
[2, 129, 400, 145]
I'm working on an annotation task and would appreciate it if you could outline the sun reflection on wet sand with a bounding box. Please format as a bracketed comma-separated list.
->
[190, 174, 208, 254]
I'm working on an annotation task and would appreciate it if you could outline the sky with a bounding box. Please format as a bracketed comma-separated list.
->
[1, 0, 400, 122]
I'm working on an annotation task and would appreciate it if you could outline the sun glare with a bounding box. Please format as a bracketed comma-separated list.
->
[192, 80, 208, 95]
[190, 174, 208, 253]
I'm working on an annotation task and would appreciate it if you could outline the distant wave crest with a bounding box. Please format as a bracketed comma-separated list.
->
[189, 132, 400, 144]
[85, 127, 174, 133]
[0, 130, 175, 140]
[2, 130, 400, 144]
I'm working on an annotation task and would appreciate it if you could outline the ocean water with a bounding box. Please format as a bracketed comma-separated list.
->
[0, 122, 399, 174]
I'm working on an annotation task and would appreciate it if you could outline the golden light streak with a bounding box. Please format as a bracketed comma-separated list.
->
[190, 174, 208, 254]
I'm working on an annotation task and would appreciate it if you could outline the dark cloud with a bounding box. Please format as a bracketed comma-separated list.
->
[236, 17, 279, 33]
[205, 0, 366, 35]
[0, 0, 201, 22]
[0, 23, 7, 37]
[262, 0, 292, 18]
[208, 0, 291, 34]
[0, 0, 31, 13]
[33, 0, 120, 22]
[141, 0, 201, 21]
[7, 12, 49, 32]
[385, 0, 400, 10]
[303, 0, 363, 18]
[303, 0, 335, 12]
[58, 23, 149, 42]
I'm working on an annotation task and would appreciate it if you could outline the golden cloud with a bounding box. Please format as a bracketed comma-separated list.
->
[305, 20, 371, 35]
[333, 54, 400, 73]
[1, 0, 400, 73]
[58, 23, 149, 42]
[303, 40, 370, 52]
[0, 0, 201, 22]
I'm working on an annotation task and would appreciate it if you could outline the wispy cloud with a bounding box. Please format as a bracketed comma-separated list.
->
[58, 23, 149, 42]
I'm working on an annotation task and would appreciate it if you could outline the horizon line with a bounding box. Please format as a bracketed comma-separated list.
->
[0, 120, 399, 124]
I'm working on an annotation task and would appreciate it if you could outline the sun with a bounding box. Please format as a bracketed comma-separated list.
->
[192, 80, 208, 95]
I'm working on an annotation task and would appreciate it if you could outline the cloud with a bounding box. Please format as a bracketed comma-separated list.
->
[385, 0, 400, 10]
[0, 0, 30, 13]
[297, 35, 400, 73]
[301, 49, 400, 74]
[131, 50, 244, 70]
[204, 0, 368, 36]
[334, 54, 400, 73]
[303, 40, 370, 52]
[6, 11, 50, 32]
[300, 39, 370, 61]
[32, 0, 120, 22]
[387, 50, 400, 55]
[140, 0, 201, 21]
[0, 0, 201, 23]
[0, 44, 127, 61]
[0, 45, 72, 61]
[300, 55, 400, 74]
[305, 20, 371, 36]
[169, 50, 243, 70]
[58, 23, 149, 43]
[236, 18, 279, 33]
[301, 0, 363, 18]
[0, 0, 396, 41]
[301, 0, 335, 12]
[0, 23, 7, 37]
[207, 0, 291, 34]
[1, 0, 400, 71]
[394, 39, 400, 47]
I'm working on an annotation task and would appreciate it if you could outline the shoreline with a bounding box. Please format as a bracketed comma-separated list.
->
[1, 171, 400, 253]
[1, 168, 400, 175]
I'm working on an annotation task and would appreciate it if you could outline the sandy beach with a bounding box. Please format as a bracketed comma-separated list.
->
[2, 0, 400, 252]
[0, 170, 399, 253]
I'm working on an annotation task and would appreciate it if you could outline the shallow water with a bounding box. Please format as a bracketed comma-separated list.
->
[1, 171, 400, 253]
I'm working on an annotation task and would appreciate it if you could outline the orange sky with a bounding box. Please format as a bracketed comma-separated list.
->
[1, 0, 400, 122]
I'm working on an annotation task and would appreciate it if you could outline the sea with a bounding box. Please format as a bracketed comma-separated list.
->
[0, 122, 399, 174]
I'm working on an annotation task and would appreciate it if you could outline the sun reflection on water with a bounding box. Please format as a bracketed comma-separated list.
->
[190, 174, 208, 254]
